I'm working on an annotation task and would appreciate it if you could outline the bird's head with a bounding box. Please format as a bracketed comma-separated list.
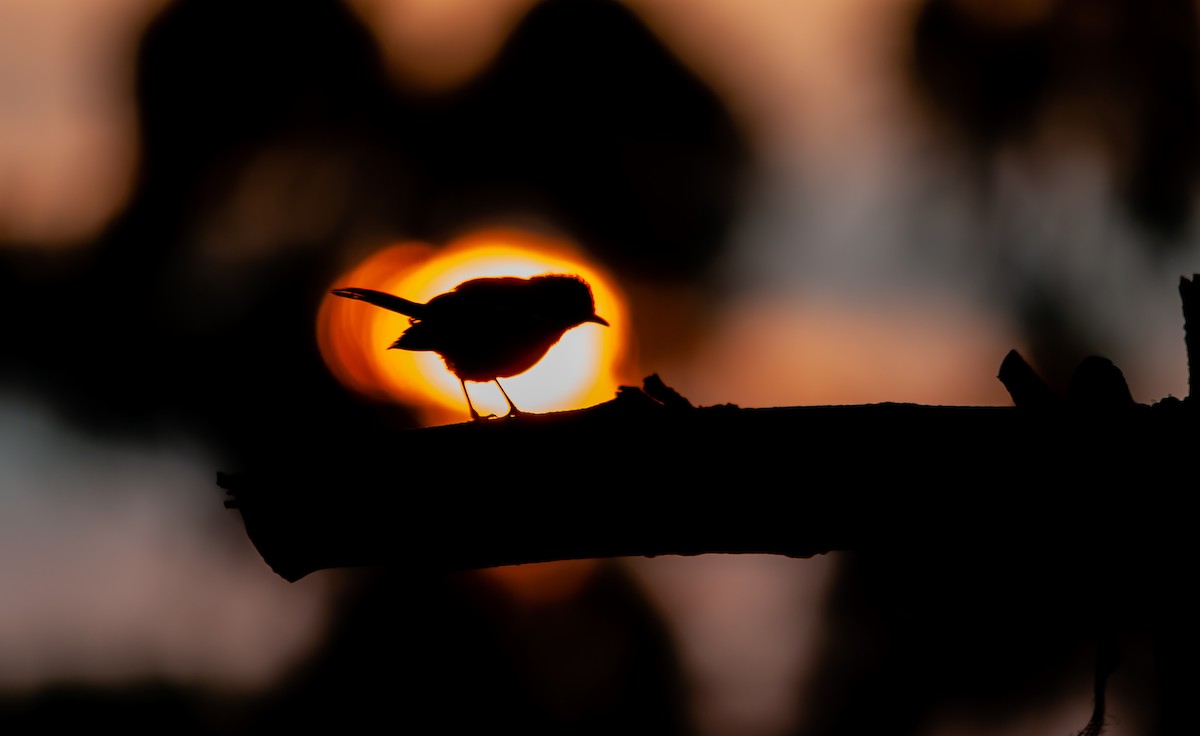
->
[531, 274, 609, 328]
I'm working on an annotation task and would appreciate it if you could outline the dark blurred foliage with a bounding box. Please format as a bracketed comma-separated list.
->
[909, 0, 1200, 243]
[0, 682, 254, 736]
[243, 565, 690, 735]
[408, 0, 750, 282]
[906, 0, 1200, 392]
[0, 0, 415, 463]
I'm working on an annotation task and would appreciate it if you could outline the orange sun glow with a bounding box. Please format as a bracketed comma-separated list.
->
[318, 228, 632, 425]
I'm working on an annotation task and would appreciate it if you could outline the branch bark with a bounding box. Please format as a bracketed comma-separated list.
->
[221, 376, 1195, 583]
[1182, 274, 1200, 401]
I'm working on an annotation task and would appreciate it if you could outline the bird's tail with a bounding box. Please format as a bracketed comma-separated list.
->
[330, 287, 426, 318]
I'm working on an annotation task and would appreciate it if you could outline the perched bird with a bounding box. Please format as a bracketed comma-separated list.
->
[332, 274, 609, 420]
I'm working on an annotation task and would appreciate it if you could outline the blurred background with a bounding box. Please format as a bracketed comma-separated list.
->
[1, 0, 1196, 733]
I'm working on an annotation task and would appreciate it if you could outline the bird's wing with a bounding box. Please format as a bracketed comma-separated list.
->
[391, 321, 438, 351]
[330, 287, 426, 318]
[436, 277, 540, 320]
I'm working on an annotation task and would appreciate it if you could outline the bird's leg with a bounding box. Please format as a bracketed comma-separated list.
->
[460, 379, 493, 421]
[493, 380, 525, 417]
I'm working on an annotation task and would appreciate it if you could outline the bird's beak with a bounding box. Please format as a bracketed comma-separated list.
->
[587, 314, 610, 327]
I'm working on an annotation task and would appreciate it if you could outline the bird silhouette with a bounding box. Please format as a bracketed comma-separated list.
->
[332, 274, 609, 420]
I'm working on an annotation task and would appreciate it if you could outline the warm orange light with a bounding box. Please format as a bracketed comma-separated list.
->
[318, 228, 632, 425]
[469, 559, 602, 607]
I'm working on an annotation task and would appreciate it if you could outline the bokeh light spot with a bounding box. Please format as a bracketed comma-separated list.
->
[318, 228, 632, 425]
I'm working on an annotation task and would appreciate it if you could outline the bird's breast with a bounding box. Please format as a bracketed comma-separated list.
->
[440, 327, 564, 382]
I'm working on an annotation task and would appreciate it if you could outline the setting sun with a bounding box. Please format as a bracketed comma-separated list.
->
[318, 228, 631, 425]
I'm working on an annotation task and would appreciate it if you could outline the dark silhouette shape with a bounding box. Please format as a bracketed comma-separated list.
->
[998, 349, 1059, 409]
[333, 275, 608, 420]
[1067, 355, 1135, 409]
[1181, 275, 1200, 401]
[999, 349, 1136, 410]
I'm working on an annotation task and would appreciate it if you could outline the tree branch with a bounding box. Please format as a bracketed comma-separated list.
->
[220, 376, 1194, 583]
